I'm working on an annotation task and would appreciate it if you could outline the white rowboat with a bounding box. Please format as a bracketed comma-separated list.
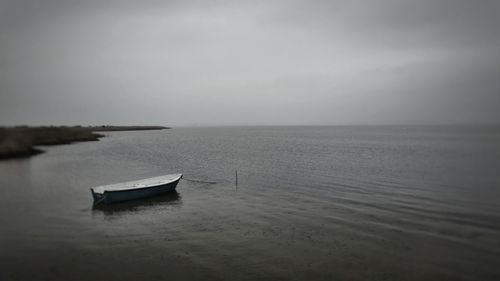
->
[91, 173, 182, 205]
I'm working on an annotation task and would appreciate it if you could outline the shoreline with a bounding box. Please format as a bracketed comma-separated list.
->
[0, 126, 169, 160]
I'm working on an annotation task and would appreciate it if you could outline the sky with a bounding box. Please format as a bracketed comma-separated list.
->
[1, 0, 499, 126]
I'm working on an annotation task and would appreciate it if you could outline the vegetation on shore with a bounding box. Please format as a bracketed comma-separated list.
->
[0, 126, 169, 159]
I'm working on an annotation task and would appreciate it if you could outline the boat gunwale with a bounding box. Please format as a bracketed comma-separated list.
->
[92, 174, 182, 194]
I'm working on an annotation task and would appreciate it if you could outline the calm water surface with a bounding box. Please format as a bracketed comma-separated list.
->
[1, 126, 499, 280]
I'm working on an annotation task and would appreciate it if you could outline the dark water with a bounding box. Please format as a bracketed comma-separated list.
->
[1, 126, 499, 281]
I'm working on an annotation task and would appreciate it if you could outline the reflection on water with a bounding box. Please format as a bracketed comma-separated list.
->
[92, 191, 182, 216]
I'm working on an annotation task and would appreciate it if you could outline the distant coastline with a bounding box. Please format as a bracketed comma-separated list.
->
[0, 125, 169, 159]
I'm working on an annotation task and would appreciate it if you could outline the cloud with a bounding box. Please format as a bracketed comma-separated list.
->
[0, 0, 499, 125]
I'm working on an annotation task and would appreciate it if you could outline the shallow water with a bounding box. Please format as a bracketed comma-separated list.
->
[1, 126, 499, 280]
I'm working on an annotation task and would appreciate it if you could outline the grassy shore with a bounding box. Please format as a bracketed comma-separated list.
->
[0, 126, 169, 159]
[90, 125, 170, 131]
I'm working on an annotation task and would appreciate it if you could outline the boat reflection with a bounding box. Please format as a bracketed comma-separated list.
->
[92, 191, 182, 215]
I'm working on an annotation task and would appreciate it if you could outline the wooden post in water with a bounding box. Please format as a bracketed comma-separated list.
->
[235, 170, 238, 186]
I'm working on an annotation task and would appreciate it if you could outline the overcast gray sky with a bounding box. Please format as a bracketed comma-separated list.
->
[1, 0, 499, 126]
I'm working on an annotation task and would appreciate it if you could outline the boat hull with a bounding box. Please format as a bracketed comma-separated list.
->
[91, 177, 181, 205]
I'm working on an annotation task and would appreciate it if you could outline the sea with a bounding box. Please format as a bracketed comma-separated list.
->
[1, 126, 499, 281]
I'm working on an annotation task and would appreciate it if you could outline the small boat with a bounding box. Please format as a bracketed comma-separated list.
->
[91, 173, 182, 205]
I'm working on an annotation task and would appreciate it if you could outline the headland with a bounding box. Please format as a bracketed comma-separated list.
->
[0, 125, 169, 159]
